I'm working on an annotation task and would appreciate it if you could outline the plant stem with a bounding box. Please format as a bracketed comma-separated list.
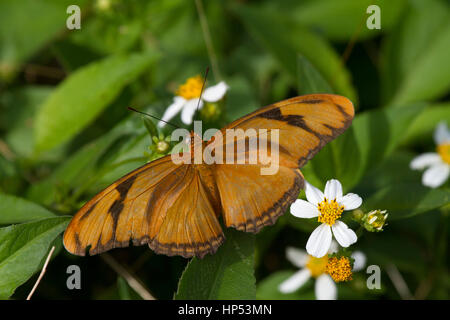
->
[27, 246, 55, 300]
[101, 253, 155, 300]
[195, 0, 222, 82]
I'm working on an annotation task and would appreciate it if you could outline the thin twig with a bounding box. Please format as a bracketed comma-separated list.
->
[386, 263, 414, 300]
[340, 0, 372, 64]
[414, 272, 434, 300]
[195, 0, 222, 82]
[0, 139, 16, 161]
[27, 246, 56, 300]
[101, 253, 155, 300]
[24, 64, 66, 80]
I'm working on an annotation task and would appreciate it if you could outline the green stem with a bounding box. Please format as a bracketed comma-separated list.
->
[355, 226, 364, 238]
[195, 0, 222, 82]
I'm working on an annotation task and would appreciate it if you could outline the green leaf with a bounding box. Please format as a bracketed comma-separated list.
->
[297, 54, 333, 95]
[143, 117, 158, 138]
[402, 102, 450, 145]
[0, 216, 70, 299]
[256, 271, 314, 300]
[232, 4, 357, 103]
[293, 0, 407, 41]
[116, 277, 143, 300]
[117, 277, 132, 300]
[175, 229, 255, 300]
[391, 23, 450, 105]
[69, 16, 144, 56]
[0, 193, 55, 224]
[225, 76, 258, 123]
[310, 103, 425, 190]
[0, 0, 87, 80]
[255, 217, 286, 267]
[363, 183, 450, 220]
[27, 114, 146, 206]
[354, 151, 422, 196]
[381, 0, 450, 105]
[0, 86, 53, 158]
[361, 231, 427, 275]
[34, 52, 159, 152]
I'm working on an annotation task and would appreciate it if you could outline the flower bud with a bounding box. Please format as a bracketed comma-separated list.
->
[145, 132, 172, 162]
[200, 102, 222, 122]
[156, 140, 170, 154]
[352, 209, 364, 222]
[362, 210, 388, 232]
[96, 0, 112, 11]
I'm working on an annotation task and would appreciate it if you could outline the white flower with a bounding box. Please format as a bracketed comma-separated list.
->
[158, 76, 228, 127]
[278, 244, 366, 300]
[290, 179, 361, 258]
[410, 121, 450, 188]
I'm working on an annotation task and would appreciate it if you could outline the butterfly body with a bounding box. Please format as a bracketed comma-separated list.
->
[63, 94, 354, 258]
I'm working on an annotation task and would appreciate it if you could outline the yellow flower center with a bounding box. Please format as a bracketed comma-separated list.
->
[325, 257, 353, 282]
[317, 198, 345, 226]
[176, 75, 203, 100]
[437, 143, 450, 164]
[306, 255, 328, 278]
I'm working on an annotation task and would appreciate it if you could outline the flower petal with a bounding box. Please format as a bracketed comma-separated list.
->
[181, 98, 203, 125]
[285, 247, 309, 268]
[434, 121, 450, 145]
[315, 274, 337, 300]
[324, 179, 343, 201]
[202, 81, 228, 102]
[305, 181, 324, 205]
[422, 163, 450, 188]
[278, 269, 311, 293]
[331, 221, 357, 248]
[328, 240, 339, 254]
[290, 199, 319, 218]
[158, 96, 186, 127]
[351, 251, 366, 272]
[410, 153, 442, 170]
[340, 193, 362, 210]
[306, 224, 332, 258]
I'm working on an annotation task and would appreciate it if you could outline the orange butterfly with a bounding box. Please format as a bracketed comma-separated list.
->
[63, 94, 354, 258]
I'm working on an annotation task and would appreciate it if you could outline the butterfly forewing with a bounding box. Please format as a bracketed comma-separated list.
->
[220, 94, 354, 167]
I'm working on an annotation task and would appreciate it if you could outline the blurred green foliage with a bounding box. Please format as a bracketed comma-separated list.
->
[0, 0, 449, 300]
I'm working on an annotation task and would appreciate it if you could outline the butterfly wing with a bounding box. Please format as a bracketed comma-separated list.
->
[210, 94, 354, 232]
[214, 164, 304, 232]
[145, 164, 224, 258]
[63, 156, 224, 258]
[64, 94, 354, 257]
[220, 93, 354, 167]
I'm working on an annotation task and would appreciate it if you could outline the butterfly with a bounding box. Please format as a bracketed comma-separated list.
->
[63, 94, 354, 258]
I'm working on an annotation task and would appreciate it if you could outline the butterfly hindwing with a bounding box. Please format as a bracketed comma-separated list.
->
[214, 164, 304, 233]
[63, 156, 224, 258]
[210, 94, 354, 232]
[148, 166, 224, 258]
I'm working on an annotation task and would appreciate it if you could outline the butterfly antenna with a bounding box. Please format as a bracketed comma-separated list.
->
[127, 107, 181, 129]
[196, 66, 209, 112]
